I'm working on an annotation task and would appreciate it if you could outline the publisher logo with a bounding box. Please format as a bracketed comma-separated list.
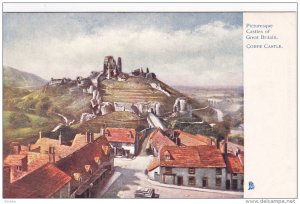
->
[248, 181, 255, 190]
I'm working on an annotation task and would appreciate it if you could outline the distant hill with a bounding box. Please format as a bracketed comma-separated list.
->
[3, 66, 47, 89]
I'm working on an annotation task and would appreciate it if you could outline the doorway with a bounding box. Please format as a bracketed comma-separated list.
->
[226, 180, 230, 190]
[232, 179, 238, 190]
[177, 176, 183, 186]
[202, 177, 208, 188]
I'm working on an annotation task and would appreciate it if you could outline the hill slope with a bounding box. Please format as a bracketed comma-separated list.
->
[3, 72, 217, 152]
[3, 66, 47, 89]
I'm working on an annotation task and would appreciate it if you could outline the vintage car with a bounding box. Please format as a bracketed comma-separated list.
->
[134, 187, 159, 198]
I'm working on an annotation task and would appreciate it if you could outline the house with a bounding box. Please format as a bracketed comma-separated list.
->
[56, 135, 114, 198]
[3, 132, 114, 198]
[4, 163, 71, 198]
[146, 128, 176, 156]
[3, 132, 103, 183]
[147, 145, 227, 190]
[104, 128, 139, 157]
[225, 151, 244, 191]
[4, 143, 50, 183]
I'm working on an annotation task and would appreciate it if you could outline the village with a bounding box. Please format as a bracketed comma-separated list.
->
[3, 56, 244, 198]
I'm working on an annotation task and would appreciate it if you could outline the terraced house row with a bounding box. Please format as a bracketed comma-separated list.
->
[4, 132, 114, 198]
[146, 129, 244, 191]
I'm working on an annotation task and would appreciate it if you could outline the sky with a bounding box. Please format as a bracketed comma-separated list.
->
[3, 13, 243, 87]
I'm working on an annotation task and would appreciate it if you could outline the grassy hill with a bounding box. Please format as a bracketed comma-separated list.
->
[101, 77, 184, 112]
[4, 66, 47, 89]
[3, 68, 216, 154]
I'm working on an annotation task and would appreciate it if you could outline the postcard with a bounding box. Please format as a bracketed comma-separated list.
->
[1, 2, 297, 203]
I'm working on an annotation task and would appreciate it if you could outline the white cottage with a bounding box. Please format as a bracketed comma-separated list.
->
[225, 152, 244, 191]
[147, 145, 227, 190]
[105, 128, 139, 157]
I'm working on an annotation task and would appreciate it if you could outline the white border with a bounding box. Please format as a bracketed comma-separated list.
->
[2, 2, 297, 13]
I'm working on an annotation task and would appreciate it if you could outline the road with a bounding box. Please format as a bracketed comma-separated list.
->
[213, 108, 224, 122]
[101, 156, 243, 199]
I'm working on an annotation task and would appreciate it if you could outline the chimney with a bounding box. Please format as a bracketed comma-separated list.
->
[85, 132, 90, 143]
[224, 136, 228, 156]
[59, 132, 62, 145]
[236, 148, 241, 157]
[48, 146, 55, 163]
[175, 137, 181, 146]
[21, 155, 28, 171]
[39, 131, 42, 139]
[85, 132, 93, 143]
[11, 142, 21, 154]
[91, 132, 94, 142]
[28, 144, 31, 151]
[100, 128, 104, 135]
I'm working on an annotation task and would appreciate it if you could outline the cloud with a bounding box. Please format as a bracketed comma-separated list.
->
[3, 20, 242, 87]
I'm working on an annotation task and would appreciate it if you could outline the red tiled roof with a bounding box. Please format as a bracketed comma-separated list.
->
[4, 152, 50, 183]
[226, 153, 244, 174]
[196, 134, 215, 145]
[57, 136, 111, 175]
[227, 142, 244, 154]
[159, 145, 226, 168]
[149, 129, 176, 151]
[4, 154, 27, 166]
[147, 158, 160, 171]
[174, 130, 212, 146]
[4, 163, 71, 198]
[56, 136, 112, 194]
[105, 128, 136, 144]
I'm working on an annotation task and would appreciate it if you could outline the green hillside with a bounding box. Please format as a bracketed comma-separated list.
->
[3, 67, 215, 154]
[3, 111, 59, 148]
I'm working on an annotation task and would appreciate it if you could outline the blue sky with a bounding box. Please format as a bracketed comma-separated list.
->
[3, 13, 243, 86]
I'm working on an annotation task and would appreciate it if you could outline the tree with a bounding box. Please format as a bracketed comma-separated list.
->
[212, 115, 232, 148]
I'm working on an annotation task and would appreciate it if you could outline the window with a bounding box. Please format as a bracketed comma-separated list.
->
[164, 151, 172, 160]
[216, 168, 222, 175]
[216, 178, 222, 186]
[188, 168, 195, 174]
[232, 173, 237, 176]
[165, 167, 172, 173]
[188, 176, 196, 186]
[165, 155, 171, 160]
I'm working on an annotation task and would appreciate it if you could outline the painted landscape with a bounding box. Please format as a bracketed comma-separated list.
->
[3, 13, 244, 198]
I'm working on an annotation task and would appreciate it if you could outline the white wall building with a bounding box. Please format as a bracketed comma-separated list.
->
[147, 145, 227, 190]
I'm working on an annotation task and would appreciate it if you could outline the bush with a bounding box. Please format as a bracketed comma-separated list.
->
[36, 97, 52, 115]
[9, 112, 31, 128]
